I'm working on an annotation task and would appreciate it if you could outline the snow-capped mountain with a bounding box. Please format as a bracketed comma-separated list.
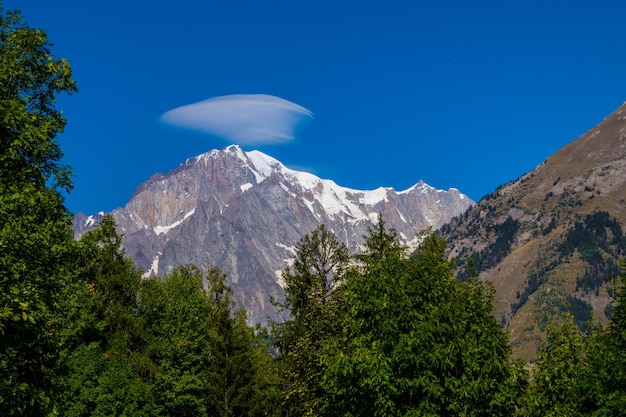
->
[74, 145, 473, 323]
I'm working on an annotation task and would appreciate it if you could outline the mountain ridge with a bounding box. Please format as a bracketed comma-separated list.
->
[443, 101, 626, 360]
[75, 145, 473, 323]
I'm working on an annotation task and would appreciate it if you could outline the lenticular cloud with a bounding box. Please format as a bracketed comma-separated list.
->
[160, 94, 314, 145]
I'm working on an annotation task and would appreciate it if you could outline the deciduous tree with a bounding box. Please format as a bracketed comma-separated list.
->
[0, 6, 77, 415]
[523, 316, 589, 417]
[55, 216, 156, 416]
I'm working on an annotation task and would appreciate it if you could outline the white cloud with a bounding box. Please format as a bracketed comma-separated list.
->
[160, 94, 314, 145]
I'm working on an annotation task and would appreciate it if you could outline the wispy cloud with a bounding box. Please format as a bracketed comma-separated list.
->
[160, 94, 314, 145]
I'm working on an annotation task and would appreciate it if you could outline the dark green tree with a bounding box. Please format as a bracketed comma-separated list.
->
[324, 219, 525, 416]
[579, 262, 626, 416]
[274, 224, 349, 416]
[281, 224, 349, 322]
[140, 264, 280, 417]
[77, 216, 150, 356]
[205, 265, 277, 417]
[322, 217, 409, 416]
[55, 216, 157, 417]
[0, 6, 77, 415]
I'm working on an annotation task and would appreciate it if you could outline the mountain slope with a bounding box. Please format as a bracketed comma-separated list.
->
[443, 101, 626, 360]
[75, 145, 473, 323]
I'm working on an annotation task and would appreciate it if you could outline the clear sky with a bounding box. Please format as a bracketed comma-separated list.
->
[9, 0, 626, 215]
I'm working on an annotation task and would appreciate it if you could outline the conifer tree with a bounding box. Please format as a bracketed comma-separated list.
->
[580, 262, 626, 416]
[274, 224, 349, 416]
[204, 265, 273, 417]
[323, 218, 525, 416]
[139, 264, 280, 417]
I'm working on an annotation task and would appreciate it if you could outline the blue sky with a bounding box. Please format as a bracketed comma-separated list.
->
[10, 0, 626, 215]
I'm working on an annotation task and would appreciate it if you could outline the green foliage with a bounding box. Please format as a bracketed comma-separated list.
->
[55, 222, 280, 416]
[77, 216, 148, 354]
[274, 224, 349, 416]
[559, 211, 626, 292]
[566, 295, 593, 332]
[280, 223, 349, 322]
[57, 343, 157, 417]
[278, 217, 525, 416]
[139, 265, 214, 416]
[584, 264, 626, 416]
[0, 6, 77, 415]
[329, 224, 524, 416]
[0, 8, 76, 191]
[140, 264, 280, 417]
[523, 316, 590, 417]
[54, 217, 157, 416]
[520, 263, 626, 416]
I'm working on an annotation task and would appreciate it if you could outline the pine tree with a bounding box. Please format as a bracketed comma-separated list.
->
[581, 262, 626, 416]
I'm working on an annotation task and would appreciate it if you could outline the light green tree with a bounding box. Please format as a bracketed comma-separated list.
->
[140, 265, 213, 416]
[522, 316, 589, 417]
[0, 6, 77, 416]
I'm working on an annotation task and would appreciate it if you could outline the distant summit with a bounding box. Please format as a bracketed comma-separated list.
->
[75, 145, 473, 323]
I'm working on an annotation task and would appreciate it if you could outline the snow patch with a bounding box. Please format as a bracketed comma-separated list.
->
[84, 215, 96, 228]
[276, 242, 297, 255]
[302, 197, 320, 220]
[275, 270, 286, 289]
[84, 211, 106, 228]
[240, 183, 253, 193]
[358, 187, 389, 205]
[153, 208, 196, 235]
[142, 254, 160, 278]
[246, 150, 281, 183]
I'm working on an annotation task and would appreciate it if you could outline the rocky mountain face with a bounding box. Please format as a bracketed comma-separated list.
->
[74, 145, 473, 323]
[442, 101, 626, 360]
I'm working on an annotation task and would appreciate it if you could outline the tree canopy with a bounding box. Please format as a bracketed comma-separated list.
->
[0, 6, 77, 415]
[276, 219, 527, 416]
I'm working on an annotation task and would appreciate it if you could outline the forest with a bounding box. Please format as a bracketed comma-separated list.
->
[2, 6, 626, 416]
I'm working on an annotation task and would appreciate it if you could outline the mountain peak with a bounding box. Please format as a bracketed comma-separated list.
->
[540, 102, 626, 174]
[78, 146, 473, 324]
